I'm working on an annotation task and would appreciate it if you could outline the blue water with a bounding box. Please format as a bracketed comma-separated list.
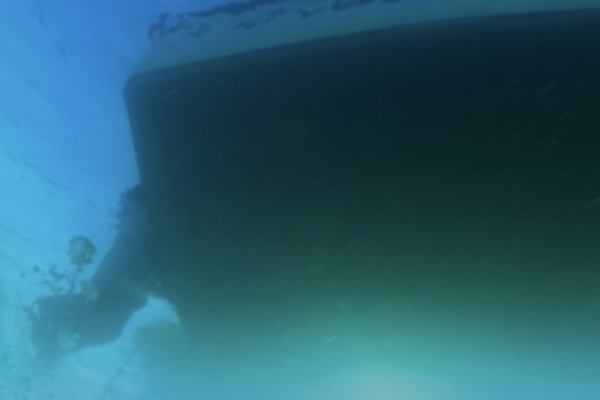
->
[1, 1, 599, 398]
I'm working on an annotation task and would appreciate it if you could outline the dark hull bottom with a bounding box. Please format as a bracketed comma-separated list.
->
[125, 10, 600, 398]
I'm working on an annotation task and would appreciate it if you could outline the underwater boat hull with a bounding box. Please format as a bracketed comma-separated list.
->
[125, 10, 600, 398]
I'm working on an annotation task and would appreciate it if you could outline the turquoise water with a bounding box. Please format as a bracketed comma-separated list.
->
[2, 1, 600, 399]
